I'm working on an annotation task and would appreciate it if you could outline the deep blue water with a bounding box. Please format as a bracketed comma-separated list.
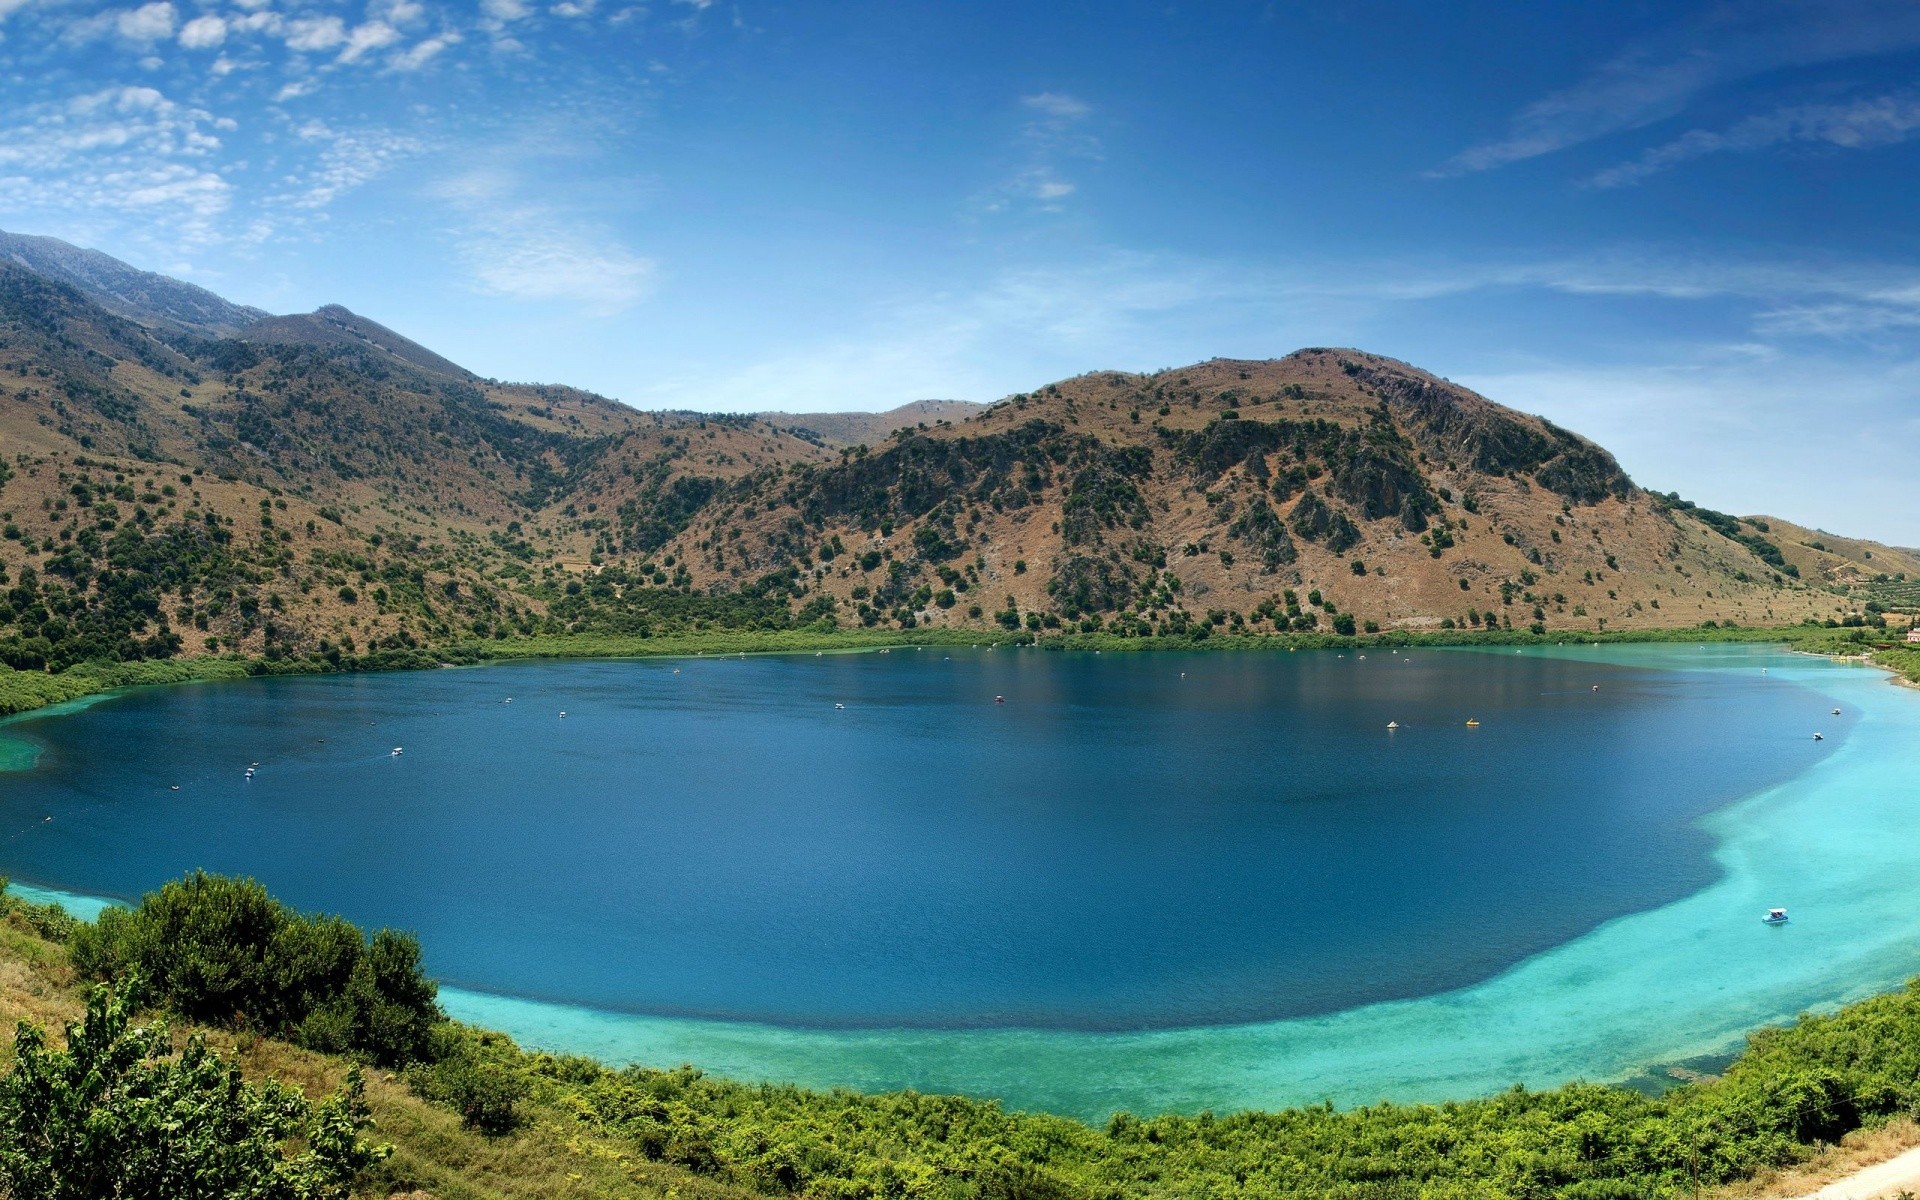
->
[0, 647, 1847, 1031]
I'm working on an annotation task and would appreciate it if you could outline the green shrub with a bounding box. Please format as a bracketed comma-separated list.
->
[406, 1025, 528, 1136]
[69, 872, 438, 1066]
[0, 980, 387, 1199]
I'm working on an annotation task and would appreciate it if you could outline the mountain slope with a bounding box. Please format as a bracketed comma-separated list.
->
[651, 352, 1871, 637]
[0, 240, 1908, 671]
[756, 400, 988, 448]
[0, 230, 266, 336]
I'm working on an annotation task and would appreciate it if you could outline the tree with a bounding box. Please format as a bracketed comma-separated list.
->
[0, 980, 388, 1200]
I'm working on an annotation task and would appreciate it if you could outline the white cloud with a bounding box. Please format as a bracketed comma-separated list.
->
[979, 91, 1098, 214]
[116, 1, 175, 41]
[276, 119, 424, 207]
[274, 78, 317, 101]
[437, 169, 656, 312]
[372, 0, 424, 23]
[388, 31, 458, 70]
[0, 85, 232, 245]
[1591, 92, 1920, 187]
[481, 0, 529, 22]
[284, 15, 346, 52]
[177, 13, 225, 48]
[1433, 1, 1920, 176]
[337, 19, 401, 62]
[1022, 92, 1091, 121]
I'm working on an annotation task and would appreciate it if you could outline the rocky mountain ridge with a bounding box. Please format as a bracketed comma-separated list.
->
[0, 232, 1912, 669]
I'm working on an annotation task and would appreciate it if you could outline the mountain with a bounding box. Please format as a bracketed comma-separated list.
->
[756, 399, 988, 448]
[0, 237, 1910, 672]
[0, 230, 267, 336]
[239, 304, 478, 379]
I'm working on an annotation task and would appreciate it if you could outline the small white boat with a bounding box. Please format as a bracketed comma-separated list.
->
[244, 768, 254, 779]
[1832, 708, 1841, 716]
[559, 711, 567, 718]
[834, 703, 845, 710]
[1386, 721, 1399, 730]
[391, 747, 403, 756]
[1591, 685, 1600, 692]
[1762, 908, 1789, 926]
[1812, 732, 1824, 741]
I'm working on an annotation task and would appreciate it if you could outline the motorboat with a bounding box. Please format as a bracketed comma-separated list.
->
[1465, 718, 1481, 727]
[1386, 721, 1399, 730]
[1762, 908, 1789, 926]
[1813, 732, 1824, 741]
[1832, 708, 1841, 716]
[391, 747, 403, 757]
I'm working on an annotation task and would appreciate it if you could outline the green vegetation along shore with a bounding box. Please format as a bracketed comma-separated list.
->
[4, 619, 1915, 725]
[5, 874, 1920, 1198]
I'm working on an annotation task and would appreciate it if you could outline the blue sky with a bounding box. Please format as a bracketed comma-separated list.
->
[3, 0, 1919, 542]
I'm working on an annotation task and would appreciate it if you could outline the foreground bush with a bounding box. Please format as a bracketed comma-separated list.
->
[69, 872, 440, 1067]
[0, 980, 387, 1200]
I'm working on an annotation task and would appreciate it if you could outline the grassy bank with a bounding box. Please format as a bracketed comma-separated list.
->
[2, 620, 1906, 725]
[9, 877, 1920, 1199]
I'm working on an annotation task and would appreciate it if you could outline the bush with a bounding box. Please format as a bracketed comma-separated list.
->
[69, 872, 439, 1066]
[406, 1026, 528, 1135]
[408, 1054, 527, 1136]
[0, 980, 387, 1199]
[0, 878, 79, 943]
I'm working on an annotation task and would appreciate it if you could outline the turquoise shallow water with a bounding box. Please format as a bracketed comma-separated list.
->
[4, 644, 1916, 1120]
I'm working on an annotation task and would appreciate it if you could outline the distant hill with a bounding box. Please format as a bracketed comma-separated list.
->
[757, 400, 988, 448]
[0, 236, 1910, 670]
[242, 304, 476, 379]
[0, 229, 266, 336]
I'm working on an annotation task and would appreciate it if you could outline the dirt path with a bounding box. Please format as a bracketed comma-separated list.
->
[1789, 1143, 1920, 1199]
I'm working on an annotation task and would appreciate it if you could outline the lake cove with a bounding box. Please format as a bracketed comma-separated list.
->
[4, 643, 1915, 1119]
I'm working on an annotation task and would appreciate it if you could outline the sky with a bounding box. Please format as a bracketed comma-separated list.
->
[2, 0, 1919, 543]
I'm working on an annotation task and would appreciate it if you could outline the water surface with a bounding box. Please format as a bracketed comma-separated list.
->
[3, 643, 1911, 1117]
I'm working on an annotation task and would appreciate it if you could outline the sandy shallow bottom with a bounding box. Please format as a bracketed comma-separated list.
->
[11, 644, 1919, 1121]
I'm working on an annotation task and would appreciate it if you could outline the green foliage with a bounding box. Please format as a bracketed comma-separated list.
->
[0, 878, 80, 943]
[1225, 498, 1297, 571]
[405, 1026, 529, 1136]
[1289, 491, 1361, 554]
[68, 872, 439, 1067]
[0, 979, 387, 1200]
[397, 974, 1920, 1200]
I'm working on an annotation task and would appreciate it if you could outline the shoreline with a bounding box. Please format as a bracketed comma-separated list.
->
[8, 641, 1917, 1120]
[2, 620, 1892, 728]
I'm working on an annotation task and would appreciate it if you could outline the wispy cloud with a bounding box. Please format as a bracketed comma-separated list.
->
[0, 85, 232, 246]
[1432, 0, 1920, 176]
[1590, 92, 1920, 187]
[436, 169, 655, 312]
[275, 120, 423, 209]
[977, 91, 1099, 214]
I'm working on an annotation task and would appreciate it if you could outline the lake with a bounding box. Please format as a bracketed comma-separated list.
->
[5, 643, 1917, 1118]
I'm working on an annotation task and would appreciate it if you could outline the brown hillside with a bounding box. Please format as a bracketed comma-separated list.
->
[0, 244, 1906, 668]
[757, 400, 989, 448]
[655, 352, 1872, 637]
